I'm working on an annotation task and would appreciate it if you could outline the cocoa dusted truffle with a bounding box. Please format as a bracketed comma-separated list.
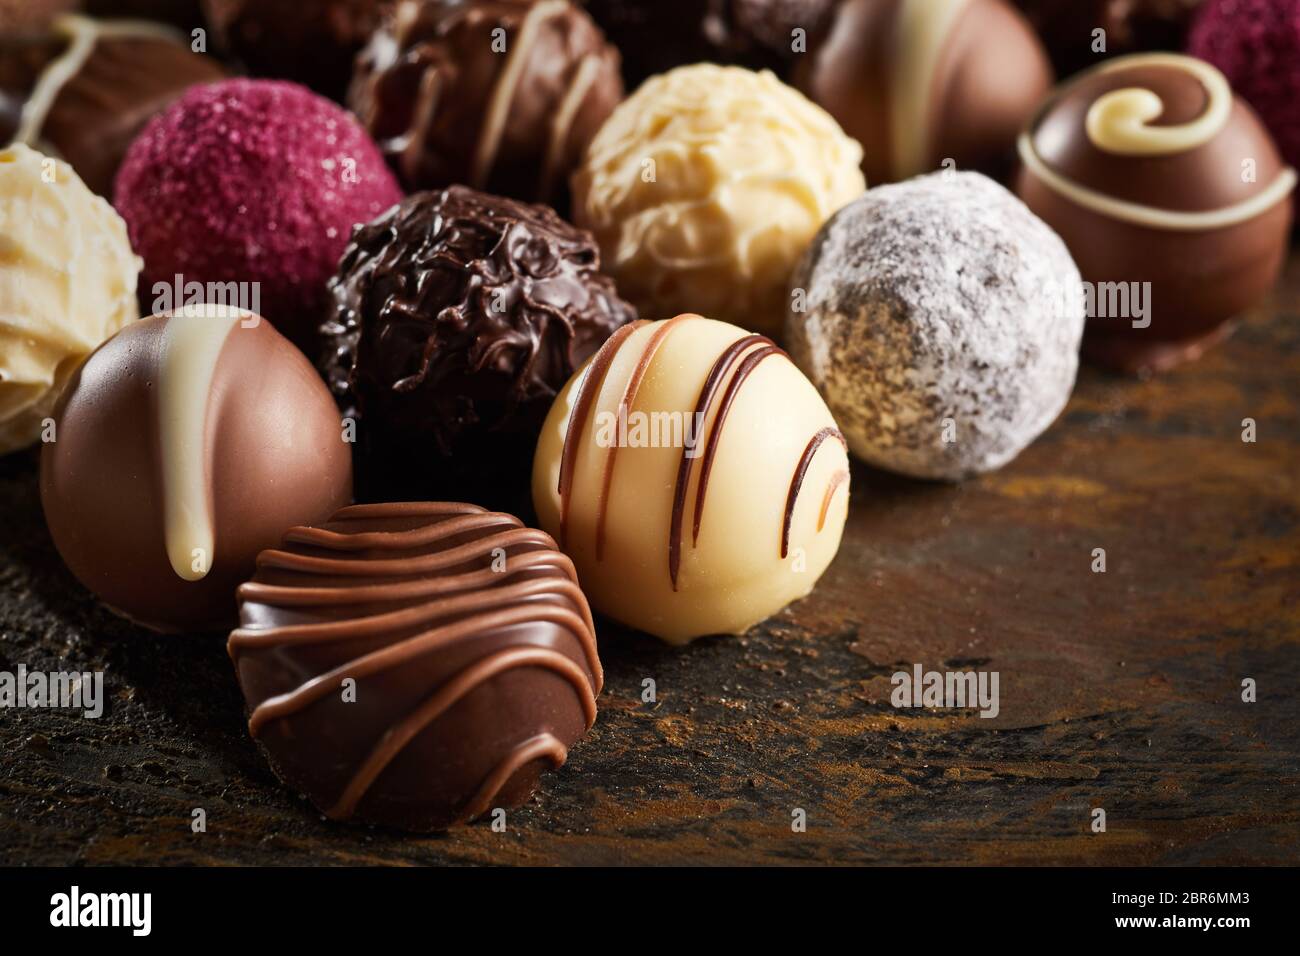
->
[321, 186, 636, 509]
[1015, 53, 1296, 373]
[229, 501, 602, 831]
[349, 0, 623, 205]
[794, 0, 1053, 185]
[0, 14, 225, 197]
[41, 310, 353, 633]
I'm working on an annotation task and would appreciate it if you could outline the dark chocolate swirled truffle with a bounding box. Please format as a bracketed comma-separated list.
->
[321, 185, 637, 509]
[229, 502, 602, 831]
[349, 0, 623, 205]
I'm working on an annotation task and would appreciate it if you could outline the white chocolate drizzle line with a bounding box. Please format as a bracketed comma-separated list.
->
[1085, 54, 1232, 156]
[16, 13, 184, 148]
[890, 0, 968, 179]
[540, 51, 601, 198]
[157, 308, 244, 581]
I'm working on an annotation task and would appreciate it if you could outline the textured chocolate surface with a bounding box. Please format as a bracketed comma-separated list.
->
[350, 0, 623, 205]
[229, 501, 602, 831]
[40, 312, 353, 633]
[322, 185, 636, 510]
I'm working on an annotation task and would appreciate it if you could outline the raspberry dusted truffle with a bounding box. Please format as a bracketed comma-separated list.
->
[572, 64, 864, 336]
[1188, 0, 1300, 189]
[114, 79, 402, 350]
[788, 172, 1084, 481]
[532, 314, 850, 645]
[349, 0, 623, 205]
[322, 186, 636, 509]
[201, 0, 387, 101]
[1015, 54, 1296, 373]
[0, 14, 225, 197]
[1015, 0, 1204, 77]
[41, 310, 353, 633]
[795, 0, 1053, 186]
[229, 502, 602, 831]
[0, 144, 140, 456]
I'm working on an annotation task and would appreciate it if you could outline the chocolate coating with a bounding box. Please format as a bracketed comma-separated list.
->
[229, 501, 602, 831]
[1014, 0, 1204, 77]
[41, 311, 353, 633]
[201, 0, 385, 100]
[795, 0, 1053, 185]
[321, 185, 636, 510]
[1015, 54, 1296, 373]
[349, 0, 623, 205]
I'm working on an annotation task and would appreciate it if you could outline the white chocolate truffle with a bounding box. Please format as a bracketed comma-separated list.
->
[532, 314, 851, 645]
[571, 64, 865, 336]
[0, 143, 141, 455]
[787, 171, 1084, 480]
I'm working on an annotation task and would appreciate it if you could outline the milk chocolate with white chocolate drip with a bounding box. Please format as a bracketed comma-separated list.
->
[229, 502, 602, 831]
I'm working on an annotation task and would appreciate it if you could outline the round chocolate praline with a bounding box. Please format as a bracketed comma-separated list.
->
[321, 185, 636, 512]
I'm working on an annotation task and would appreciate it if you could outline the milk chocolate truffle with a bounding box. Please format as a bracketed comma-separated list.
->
[0, 14, 225, 197]
[795, 0, 1053, 185]
[533, 314, 850, 645]
[1015, 0, 1204, 77]
[229, 502, 602, 831]
[322, 185, 636, 509]
[0, 144, 140, 456]
[572, 64, 864, 336]
[41, 310, 353, 633]
[788, 172, 1085, 480]
[349, 0, 623, 205]
[201, 0, 386, 101]
[1015, 53, 1297, 373]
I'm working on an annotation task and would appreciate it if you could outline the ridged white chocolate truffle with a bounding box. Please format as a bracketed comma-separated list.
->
[533, 314, 851, 645]
[571, 64, 865, 336]
[787, 171, 1084, 480]
[0, 143, 140, 455]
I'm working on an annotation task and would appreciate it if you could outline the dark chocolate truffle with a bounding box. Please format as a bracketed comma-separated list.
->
[41, 309, 354, 633]
[795, 0, 1054, 185]
[321, 185, 636, 510]
[349, 0, 623, 205]
[1015, 0, 1204, 77]
[201, 0, 386, 101]
[0, 14, 225, 197]
[229, 501, 602, 831]
[1015, 53, 1296, 373]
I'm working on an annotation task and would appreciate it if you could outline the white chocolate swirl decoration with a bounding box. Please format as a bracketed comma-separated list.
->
[891, 0, 969, 179]
[1084, 54, 1231, 156]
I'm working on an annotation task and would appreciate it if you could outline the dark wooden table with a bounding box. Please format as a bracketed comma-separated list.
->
[2, 257, 1297, 867]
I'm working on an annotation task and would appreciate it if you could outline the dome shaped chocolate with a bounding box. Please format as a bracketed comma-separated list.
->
[1015, 53, 1296, 373]
[229, 502, 602, 831]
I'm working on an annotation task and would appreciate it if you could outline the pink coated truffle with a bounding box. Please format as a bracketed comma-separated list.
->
[114, 78, 402, 349]
[1188, 0, 1300, 184]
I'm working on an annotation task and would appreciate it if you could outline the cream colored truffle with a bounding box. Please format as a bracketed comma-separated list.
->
[571, 64, 865, 336]
[532, 314, 851, 645]
[0, 143, 140, 455]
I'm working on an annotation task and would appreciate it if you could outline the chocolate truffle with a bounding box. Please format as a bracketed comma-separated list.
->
[1015, 53, 1296, 373]
[229, 501, 602, 831]
[1016, 0, 1204, 77]
[201, 0, 386, 101]
[795, 0, 1053, 185]
[532, 314, 850, 645]
[0, 144, 140, 456]
[0, 0, 74, 34]
[787, 172, 1085, 480]
[114, 78, 402, 351]
[322, 185, 636, 509]
[349, 0, 623, 206]
[572, 64, 864, 336]
[1, 14, 225, 197]
[41, 309, 353, 632]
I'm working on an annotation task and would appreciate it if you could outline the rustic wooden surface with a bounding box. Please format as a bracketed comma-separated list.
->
[1, 256, 1298, 867]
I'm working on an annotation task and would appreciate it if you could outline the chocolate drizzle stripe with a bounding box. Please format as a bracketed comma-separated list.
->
[255, 528, 560, 577]
[691, 344, 784, 545]
[333, 502, 487, 520]
[781, 428, 849, 559]
[246, 603, 600, 737]
[557, 320, 645, 547]
[326, 646, 597, 819]
[818, 470, 850, 532]
[594, 314, 690, 558]
[461, 733, 568, 822]
[667, 333, 774, 590]
[284, 512, 521, 551]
